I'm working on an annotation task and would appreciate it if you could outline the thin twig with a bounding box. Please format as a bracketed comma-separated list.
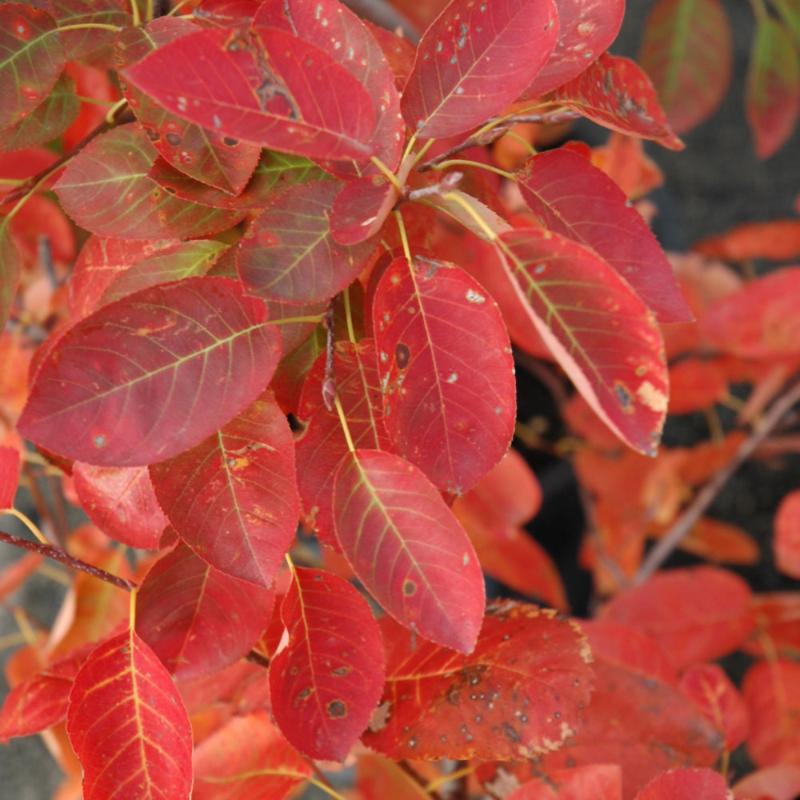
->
[398, 762, 444, 800]
[634, 377, 800, 583]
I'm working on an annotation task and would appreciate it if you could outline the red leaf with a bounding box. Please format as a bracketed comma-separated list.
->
[694, 219, 800, 262]
[19, 277, 281, 466]
[54, 125, 244, 239]
[500, 226, 668, 456]
[192, 711, 312, 800]
[72, 463, 168, 550]
[150, 392, 299, 586]
[136, 543, 275, 679]
[667, 359, 728, 414]
[124, 26, 377, 161]
[639, 0, 732, 134]
[746, 17, 800, 159]
[332, 449, 484, 653]
[0, 445, 20, 508]
[508, 765, 623, 800]
[634, 768, 730, 800]
[362, 602, 594, 759]
[372, 256, 516, 493]
[518, 147, 690, 322]
[701, 268, 800, 359]
[554, 54, 684, 150]
[401, 0, 559, 138]
[269, 567, 385, 760]
[746, 592, 800, 660]
[600, 566, 755, 669]
[331, 175, 399, 245]
[66, 630, 193, 800]
[237, 179, 375, 304]
[523, 0, 625, 97]
[743, 659, 800, 766]
[775, 490, 800, 579]
[48, 0, 129, 65]
[295, 339, 389, 548]
[0, 5, 65, 130]
[679, 663, 749, 750]
[362, 21, 416, 90]
[733, 765, 800, 800]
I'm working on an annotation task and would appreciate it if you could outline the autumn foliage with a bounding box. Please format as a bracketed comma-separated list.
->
[0, 1, 799, 799]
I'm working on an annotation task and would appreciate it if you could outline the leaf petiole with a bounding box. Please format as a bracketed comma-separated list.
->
[433, 158, 516, 181]
[1, 507, 49, 545]
[393, 209, 412, 261]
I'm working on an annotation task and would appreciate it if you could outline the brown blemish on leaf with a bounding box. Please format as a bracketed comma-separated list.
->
[402, 578, 417, 596]
[395, 342, 410, 369]
[327, 699, 347, 718]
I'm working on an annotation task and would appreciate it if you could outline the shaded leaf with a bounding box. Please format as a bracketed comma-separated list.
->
[358, 753, 430, 799]
[523, 0, 625, 97]
[331, 175, 399, 245]
[679, 663, 749, 751]
[72, 463, 168, 550]
[694, 219, 800, 262]
[49, 0, 129, 65]
[0, 4, 65, 130]
[518, 148, 690, 322]
[237, 179, 374, 305]
[733, 765, 800, 800]
[269, 567, 385, 760]
[666, 359, 727, 414]
[136, 543, 275, 679]
[601, 566, 755, 669]
[746, 17, 800, 159]
[19, 277, 281, 466]
[0, 444, 20, 507]
[363, 602, 594, 759]
[363, 20, 416, 89]
[124, 26, 377, 161]
[54, 125, 243, 239]
[151, 392, 298, 586]
[634, 768, 730, 800]
[0, 222, 21, 332]
[66, 629, 193, 800]
[775, 490, 800, 579]
[373, 256, 515, 493]
[333, 449, 484, 653]
[554, 54, 684, 150]
[745, 592, 800, 660]
[401, 0, 558, 138]
[295, 339, 389, 548]
[192, 712, 312, 800]
[500, 226, 668, 456]
[639, 0, 732, 134]
[678, 517, 759, 566]
[508, 765, 623, 800]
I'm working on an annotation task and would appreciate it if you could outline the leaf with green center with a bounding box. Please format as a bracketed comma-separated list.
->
[0, 5, 65, 130]
[363, 602, 594, 759]
[332, 448, 484, 653]
[49, 0, 130, 65]
[499, 226, 668, 456]
[19, 277, 282, 466]
[66, 629, 193, 800]
[150, 392, 299, 586]
[124, 25, 377, 161]
[54, 125, 244, 239]
[237, 180, 375, 305]
[638, 0, 733, 134]
[136, 543, 275, 679]
[401, 0, 559, 138]
[269, 567, 385, 760]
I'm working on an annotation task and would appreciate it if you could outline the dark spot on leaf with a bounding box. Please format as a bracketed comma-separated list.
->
[223, 136, 238, 147]
[402, 578, 417, 596]
[144, 127, 159, 142]
[395, 342, 410, 369]
[614, 382, 632, 411]
[165, 132, 181, 146]
[502, 722, 521, 743]
[327, 700, 347, 718]
[331, 666, 351, 677]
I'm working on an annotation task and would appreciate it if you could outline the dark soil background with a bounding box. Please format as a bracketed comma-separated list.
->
[1, 2, 799, 797]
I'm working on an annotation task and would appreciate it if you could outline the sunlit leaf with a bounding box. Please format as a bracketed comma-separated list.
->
[633, 768, 730, 800]
[601, 567, 755, 669]
[523, 0, 625, 97]
[333, 449, 484, 653]
[237, 179, 374, 305]
[136, 543, 275, 679]
[0, 5, 65, 130]
[500, 226, 668, 456]
[193, 712, 312, 800]
[124, 25, 377, 161]
[295, 339, 389, 548]
[518, 147, 690, 322]
[269, 567, 385, 760]
[54, 125, 244, 239]
[746, 17, 800, 159]
[72, 463, 168, 550]
[151, 392, 298, 586]
[639, 0, 732, 134]
[19, 277, 282, 466]
[363, 603, 594, 759]
[401, 0, 559, 138]
[775, 490, 800, 579]
[554, 54, 684, 150]
[591, 132, 664, 200]
[372, 256, 515, 493]
[66, 630, 193, 800]
[0, 444, 20, 507]
[508, 765, 623, 800]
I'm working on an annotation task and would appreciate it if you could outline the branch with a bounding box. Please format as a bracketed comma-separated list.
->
[634, 376, 800, 584]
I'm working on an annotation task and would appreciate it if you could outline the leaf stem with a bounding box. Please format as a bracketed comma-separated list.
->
[146, 0, 155, 22]
[503, 128, 538, 157]
[130, 0, 142, 26]
[440, 191, 499, 242]
[129, 586, 138, 630]
[394, 209, 412, 261]
[369, 156, 404, 192]
[306, 777, 349, 800]
[1, 508, 49, 545]
[634, 375, 800, 583]
[56, 22, 124, 33]
[105, 97, 129, 125]
[269, 315, 325, 326]
[343, 287, 357, 345]
[433, 159, 516, 181]
[426, 764, 476, 792]
[333, 394, 356, 453]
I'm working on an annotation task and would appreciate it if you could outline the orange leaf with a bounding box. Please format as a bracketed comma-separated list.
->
[775, 490, 800, 579]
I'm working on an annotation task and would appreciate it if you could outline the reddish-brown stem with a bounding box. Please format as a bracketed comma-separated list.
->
[634, 376, 800, 583]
